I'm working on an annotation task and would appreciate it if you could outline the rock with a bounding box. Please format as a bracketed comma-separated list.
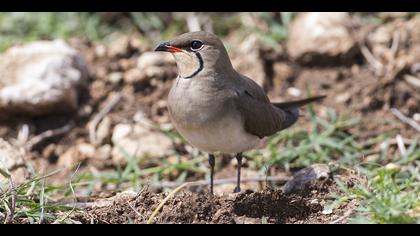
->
[57, 143, 95, 168]
[287, 87, 302, 97]
[413, 113, 420, 122]
[95, 116, 112, 146]
[118, 58, 136, 71]
[287, 13, 357, 65]
[137, 52, 175, 70]
[0, 139, 28, 183]
[231, 35, 268, 89]
[96, 145, 112, 161]
[0, 40, 88, 116]
[89, 144, 112, 169]
[107, 35, 131, 58]
[95, 44, 107, 58]
[123, 68, 146, 84]
[335, 92, 351, 104]
[107, 72, 123, 84]
[135, 52, 177, 83]
[123, 52, 176, 84]
[111, 122, 173, 165]
[282, 164, 331, 195]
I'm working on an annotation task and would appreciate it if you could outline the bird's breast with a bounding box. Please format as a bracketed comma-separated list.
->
[168, 78, 226, 128]
[167, 78, 260, 153]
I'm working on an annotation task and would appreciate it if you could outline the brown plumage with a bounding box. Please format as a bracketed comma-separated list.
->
[235, 75, 325, 139]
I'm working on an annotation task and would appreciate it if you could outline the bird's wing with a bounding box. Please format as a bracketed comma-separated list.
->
[272, 95, 326, 110]
[234, 75, 298, 139]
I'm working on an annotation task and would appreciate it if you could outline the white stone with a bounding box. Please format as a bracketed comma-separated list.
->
[111, 122, 174, 165]
[137, 52, 175, 71]
[0, 40, 88, 115]
[287, 12, 356, 63]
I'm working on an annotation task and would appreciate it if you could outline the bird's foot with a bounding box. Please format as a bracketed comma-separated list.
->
[233, 186, 241, 193]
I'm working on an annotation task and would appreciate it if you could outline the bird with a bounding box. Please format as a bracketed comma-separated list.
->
[155, 31, 325, 194]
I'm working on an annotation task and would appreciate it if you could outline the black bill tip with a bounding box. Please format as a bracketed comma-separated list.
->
[154, 42, 170, 52]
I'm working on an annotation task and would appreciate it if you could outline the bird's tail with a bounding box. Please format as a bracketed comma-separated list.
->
[272, 95, 326, 110]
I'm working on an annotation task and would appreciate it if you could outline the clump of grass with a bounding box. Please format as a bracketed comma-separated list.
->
[258, 107, 364, 172]
[0, 13, 119, 52]
[324, 137, 420, 224]
[0, 169, 79, 224]
[352, 168, 419, 223]
[330, 164, 420, 224]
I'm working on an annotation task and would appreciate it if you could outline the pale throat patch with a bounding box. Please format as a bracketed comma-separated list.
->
[172, 51, 202, 78]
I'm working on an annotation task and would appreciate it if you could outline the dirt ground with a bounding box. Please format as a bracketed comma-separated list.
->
[1, 13, 419, 224]
[75, 168, 362, 224]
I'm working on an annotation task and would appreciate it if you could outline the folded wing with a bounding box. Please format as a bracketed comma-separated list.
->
[234, 75, 325, 139]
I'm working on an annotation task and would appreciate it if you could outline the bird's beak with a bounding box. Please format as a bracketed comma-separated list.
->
[154, 42, 182, 53]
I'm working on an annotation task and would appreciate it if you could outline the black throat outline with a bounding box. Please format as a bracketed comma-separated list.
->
[183, 52, 204, 79]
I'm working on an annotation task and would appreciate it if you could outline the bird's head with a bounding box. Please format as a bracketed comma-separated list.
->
[155, 31, 233, 79]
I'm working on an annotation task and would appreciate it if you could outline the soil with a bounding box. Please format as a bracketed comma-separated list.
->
[75, 174, 359, 224]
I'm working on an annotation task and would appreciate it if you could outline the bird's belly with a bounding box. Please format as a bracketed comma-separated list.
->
[174, 113, 261, 154]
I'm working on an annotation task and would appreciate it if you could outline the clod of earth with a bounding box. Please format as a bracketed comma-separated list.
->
[282, 164, 331, 195]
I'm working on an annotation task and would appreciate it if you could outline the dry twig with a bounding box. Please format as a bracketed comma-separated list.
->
[390, 30, 400, 57]
[404, 74, 420, 88]
[395, 134, 407, 156]
[360, 45, 384, 75]
[26, 122, 74, 151]
[88, 93, 122, 145]
[147, 182, 191, 224]
[391, 108, 420, 132]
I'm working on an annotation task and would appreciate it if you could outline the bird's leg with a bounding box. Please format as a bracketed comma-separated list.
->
[208, 154, 215, 195]
[234, 153, 243, 193]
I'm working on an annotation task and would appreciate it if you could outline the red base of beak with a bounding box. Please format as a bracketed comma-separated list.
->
[155, 42, 182, 53]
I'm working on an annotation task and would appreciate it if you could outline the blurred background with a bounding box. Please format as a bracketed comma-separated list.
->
[0, 12, 419, 224]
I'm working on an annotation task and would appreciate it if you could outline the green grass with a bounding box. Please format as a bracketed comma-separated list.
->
[247, 105, 370, 174]
[0, 13, 121, 52]
[330, 163, 420, 224]
[0, 169, 79, 224]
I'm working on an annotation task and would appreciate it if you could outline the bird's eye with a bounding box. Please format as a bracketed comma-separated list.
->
[190, 40, 204, 51]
